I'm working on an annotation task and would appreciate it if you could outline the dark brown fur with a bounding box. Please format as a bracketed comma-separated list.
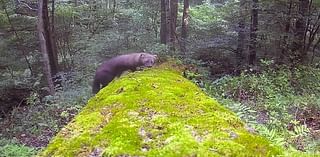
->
[92, 52, 157, 94]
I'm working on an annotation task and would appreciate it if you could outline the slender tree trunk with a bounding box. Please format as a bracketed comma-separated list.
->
[291, 0, 309, 64]
[106, 0, 110, 9]
[113, 0, 116, 13]
[40, 0, 59, 75]
[38, 0, 55, 95]
[236, 0, 246, 66]
[279, 0, 293, 64]
[311, 38, 320, 63]
[160, 0, 178, 50]
[310, 12, 320, 63]
[160, 0, 167, 44]
[165, 0, 171, 44]
[93, 0, 97, 11]
[303, 0, 312, 53]
[151, 13, 159, 38]
[180, 0, 189, 53]
[169, 0, 178, 51]
[51, 0, 55, 37]
[51, 0, 58, 74]
[249, 0, 258, 65]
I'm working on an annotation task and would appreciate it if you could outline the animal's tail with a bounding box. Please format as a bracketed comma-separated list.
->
[92, 77, 100, 94]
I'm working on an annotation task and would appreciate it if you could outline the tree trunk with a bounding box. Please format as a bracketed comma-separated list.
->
[160, 0, 178, 50]
[160, 0, 167, 44]
[291, 0, 309, 64]
[169, 0, 178, 51]
[51, 0, 59, 74]
[39, 0, 59, 76]
[165, 0, 171, 44]
[106, 0, 110, 9]
[38, 0, 55, 95]
[180, 0, 189, 53]
[113, 0, 116, 13]
[249, 0, 258, 65]
[236, 0, 246, 66]
[279, 0, 293, 64]
[311, 38, 320, 63]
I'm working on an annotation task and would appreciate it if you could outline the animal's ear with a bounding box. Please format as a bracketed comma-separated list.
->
[140, 53, 146, 58]
[153, 55, 157, 58]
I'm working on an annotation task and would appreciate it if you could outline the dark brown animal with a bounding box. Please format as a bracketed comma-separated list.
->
[92, 52, 157, 94]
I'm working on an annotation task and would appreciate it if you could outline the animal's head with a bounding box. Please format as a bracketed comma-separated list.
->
[140, 53, 157, 67]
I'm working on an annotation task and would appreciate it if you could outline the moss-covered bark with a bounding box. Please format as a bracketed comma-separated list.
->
[38, 63, 283, 157]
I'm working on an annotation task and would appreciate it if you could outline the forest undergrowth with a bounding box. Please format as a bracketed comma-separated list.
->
[185, 60, 320, 154]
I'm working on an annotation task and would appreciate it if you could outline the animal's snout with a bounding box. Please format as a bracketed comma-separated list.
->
[145, 64, 153, 67]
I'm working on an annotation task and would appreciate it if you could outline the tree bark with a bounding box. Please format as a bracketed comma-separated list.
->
[249, 0, 258, 65]
[291, 0, 309, 64]
[236, 0, 246, 66]
[38, 0, 55, 95]
[169, 0, 178, 51]
[39, 0, 59, 76]
[279, 0, 293, 64]
[50, 0, 59, 74]
[106, 0, 110, 9]
[113, 0, 116, 13]
[165, 0, 171, 44]
[160, 0, 178, 50]
[160, 0, 167, 44]
[311, 38, 320, 63]
[180, 0, 189, 53]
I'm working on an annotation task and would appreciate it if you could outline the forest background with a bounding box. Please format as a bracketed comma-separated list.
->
[0, 0, 319, 156]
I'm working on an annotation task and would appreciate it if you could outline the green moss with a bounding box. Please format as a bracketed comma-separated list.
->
[38, 63, 283, 157]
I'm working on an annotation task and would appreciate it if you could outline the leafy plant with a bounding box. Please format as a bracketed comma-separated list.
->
[197, 62, 320, 152]
[255, 125, 287, 147]
[0, 139, 36, 157]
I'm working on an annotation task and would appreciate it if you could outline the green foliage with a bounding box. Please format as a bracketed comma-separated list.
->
[314, 0, 320, 6]
[56, 5, 79, 19]
[0, 139, 36, 157]
[210, 62, 320, 112]
[190, 4, 222, 26]
[288, 121, 310, 138]
[116, 6, 159, 49]
[26, 91, 40, 106]
[203, 63, 320, 154]
[145, 43, 169, 55]
[221, 101, 257, 125]
[293, 67, 320, 95]
[255, 125, 287, 147]
[0, 71, 91, 147]
[0, 10, 8, 27]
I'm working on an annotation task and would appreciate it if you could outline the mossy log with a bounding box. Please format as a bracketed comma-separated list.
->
[38, 63, 282, 157]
